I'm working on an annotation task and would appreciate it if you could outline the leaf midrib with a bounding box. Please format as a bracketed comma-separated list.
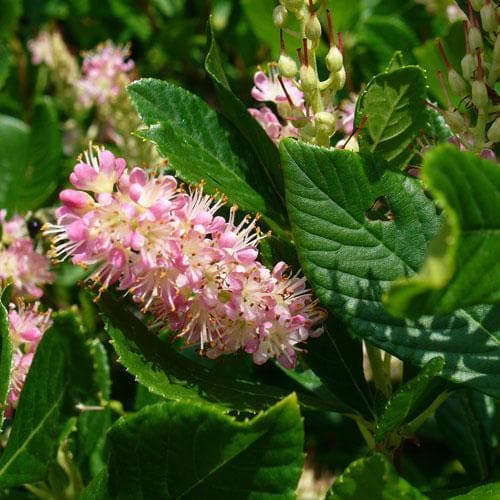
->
[0, 385, 66, 481]
[369, 81, 411, 153]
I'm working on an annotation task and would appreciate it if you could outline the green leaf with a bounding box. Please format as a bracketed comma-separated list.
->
[328, 453, 426, 499]
[304, 316, 374, 418]
[0, 312, 97, 489]
[375, 357, 446, 441]
[80, 466, 109, 500]
[449, 481, 500, 499]
[0, 301, 12, 431]
[0, 98, 61, 213]
[356, 66, 427, 170]
[128, 78, 287, 232]
[106, 394, 304, 499]
[99, 293, 335, 413]
[76, 339, 112, 481]
[0, 0, 22, 36]
[205, 20, 287, 218]
[352, 16, 419, 80]
[281, 140, 500, 398]
[385, 146, 500, 317]
[435, 389, 496, 482]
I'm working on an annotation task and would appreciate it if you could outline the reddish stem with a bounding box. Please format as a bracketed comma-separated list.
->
[463, 20, 471, 54]
[337, 32, 343, 54]
[278, 75, 296, 107]
[303, 38, 309, 66]
[436, 38, 451, 70]
[308, 0, 315, 15]
[326, 9, 334, 46]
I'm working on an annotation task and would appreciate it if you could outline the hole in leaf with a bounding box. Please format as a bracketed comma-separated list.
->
[365, 196, 394, 222]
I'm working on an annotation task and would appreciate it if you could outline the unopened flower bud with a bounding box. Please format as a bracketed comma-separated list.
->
[471, 0, 485, 10]
[326, 46, 343, 73]
[305, 14, 322, 41]
[448, 68, 468, 96]
[461, 53, 476, 81]
[278, 53, 298, 78]
[469, 26, 483, 51]
[300, 65, 318, 93]
[471, 80, 488, 110]
[480, 2, 497, 32]
[480, 148, 496, 161]
[273, 5, 288, 28]
[494, 33, 500, 65]
[332, 67, 346, 91]
[443, 110, 465, 134]
[487, 117, 500, 143]
[314, 111, 336, 136]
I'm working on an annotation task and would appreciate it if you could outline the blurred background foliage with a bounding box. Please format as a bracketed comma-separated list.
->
[1, 0, 460, 120]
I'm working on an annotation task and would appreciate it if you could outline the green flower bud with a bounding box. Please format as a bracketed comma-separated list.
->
[487, 117, 500, 143]
[461, 53, 476, 81]
[300, 65, 318, 93]
[469, 26, 483, 52]
[471, 80, 489, 110]
[443, 110, 465, 134]
[278, 53, 298, 78]
[495, 33, 500, 65]
[273, 5, 288, 28]
[326, 46, 343, 73]
[332, 67, 346, 91]
[471, 0, 485, 10]
[448, 69, 468, 96]
[480, 2, 497, 32]
[314, 111, 336, 136]
[305, 14, 322, 41]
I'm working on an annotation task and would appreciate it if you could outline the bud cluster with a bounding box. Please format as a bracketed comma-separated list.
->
[435, 0, 499, 158]
[44, 146, 325, 368]
[269, 0, 347, 147]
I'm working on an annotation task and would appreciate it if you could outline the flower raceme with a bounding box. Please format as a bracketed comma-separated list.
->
[45, 147, 324, 368]
[6, 301, 53, 417]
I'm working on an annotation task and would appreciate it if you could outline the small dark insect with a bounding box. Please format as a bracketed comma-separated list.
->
[26, 217, 43, 239]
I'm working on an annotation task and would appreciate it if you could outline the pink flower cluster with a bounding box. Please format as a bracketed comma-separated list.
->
[0, 211, 54, 299]
[77, 42, 135, 108]
[248, 68, 302, 144]
[6, 302, 53, 417]
[45, 147, 324, 367]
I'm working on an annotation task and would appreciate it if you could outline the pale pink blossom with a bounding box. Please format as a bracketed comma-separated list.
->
[46, 147, 324, 368]
[28, 32, 54, 66]
[337, 93, 358, 138]
[248, 107, 299, 144]
[251, 69, 304, 107]
[76, 42, 135, 108]
[0, 214, 54, 299]
[6, 302, 52, 417]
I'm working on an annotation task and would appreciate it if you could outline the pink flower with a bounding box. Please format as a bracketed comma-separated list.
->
[251, 69, 304, 107]
[248, 107, 299, 144]
[76, 42, 135, 108]
[70, 147, 126, 193]
[0, 214, 54, 300]
[337, 93, 358, 138]
[28, 32, 54, 66]
[5, 302, 52, 417]
[46, 147, 325, 368]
